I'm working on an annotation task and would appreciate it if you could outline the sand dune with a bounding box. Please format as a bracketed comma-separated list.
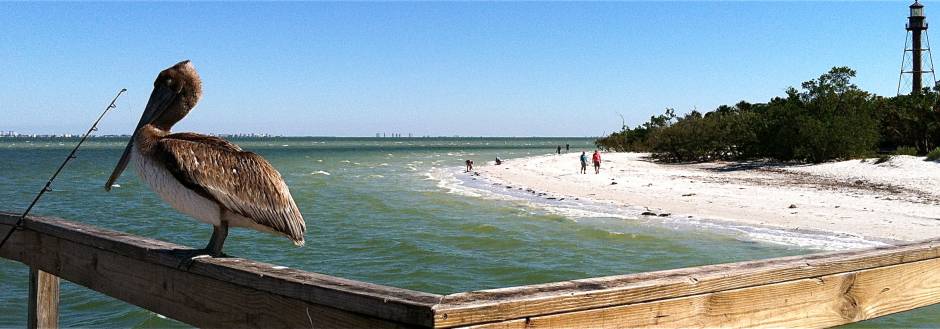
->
[477, 153, 940, 244]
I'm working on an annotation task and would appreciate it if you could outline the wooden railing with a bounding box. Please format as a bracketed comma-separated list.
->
[2, 212, 940, 328]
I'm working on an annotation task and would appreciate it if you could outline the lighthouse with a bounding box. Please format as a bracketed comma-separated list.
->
[899, 1, 937, 95]
[909, 1, 928, 94]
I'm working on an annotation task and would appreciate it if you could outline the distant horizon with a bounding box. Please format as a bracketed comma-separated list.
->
[0, 132, 602, 139]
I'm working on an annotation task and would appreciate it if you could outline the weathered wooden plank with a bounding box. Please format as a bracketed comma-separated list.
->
[3, 224, 420, 328]
[0, 213, 438, 328]
[0, 213, 441, 322]
[27, 268, 59, 329]
[468, 257, 940, 328]
[434, 239, 940, 327]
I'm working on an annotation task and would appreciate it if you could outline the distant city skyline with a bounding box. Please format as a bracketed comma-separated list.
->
[0, 2, 922, 136]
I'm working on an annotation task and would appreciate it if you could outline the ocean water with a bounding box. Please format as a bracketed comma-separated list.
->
[0, 137, 936, 328]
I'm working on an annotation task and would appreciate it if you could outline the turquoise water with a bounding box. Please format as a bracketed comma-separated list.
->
[0, 137, 936, 327]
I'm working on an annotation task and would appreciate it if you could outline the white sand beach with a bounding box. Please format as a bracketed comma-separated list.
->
[476, 153, 940, 244]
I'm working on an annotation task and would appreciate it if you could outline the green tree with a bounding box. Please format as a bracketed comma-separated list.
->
[596, 66, 882, 163]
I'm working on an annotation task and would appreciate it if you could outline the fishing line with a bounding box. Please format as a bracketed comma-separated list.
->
[0, 88, 127, 250]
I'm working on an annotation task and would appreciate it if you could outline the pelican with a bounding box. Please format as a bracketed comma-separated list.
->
[105, 60, 305, 256]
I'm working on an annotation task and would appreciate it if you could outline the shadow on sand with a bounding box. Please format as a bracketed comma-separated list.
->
[706, 161, 797, 173]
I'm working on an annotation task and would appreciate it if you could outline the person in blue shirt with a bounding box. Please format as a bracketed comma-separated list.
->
[579, 151, 588, 174]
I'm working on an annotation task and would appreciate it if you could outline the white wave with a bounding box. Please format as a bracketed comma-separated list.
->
[427, 167, 484, 198]
[743, 230, 886, 250]
[541, 205, 637, 221]
[310, 171, 331, 176]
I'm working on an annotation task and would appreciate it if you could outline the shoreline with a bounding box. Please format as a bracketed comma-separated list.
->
[464, 153, 940, 248]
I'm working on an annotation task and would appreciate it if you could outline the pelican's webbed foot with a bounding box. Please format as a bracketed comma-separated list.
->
[177, 223, 230, 270]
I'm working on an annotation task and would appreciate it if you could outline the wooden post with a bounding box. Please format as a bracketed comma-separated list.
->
[28, 267, 59, 329]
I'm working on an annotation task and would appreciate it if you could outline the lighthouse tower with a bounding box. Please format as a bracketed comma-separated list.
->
[899, 0, 938, 95]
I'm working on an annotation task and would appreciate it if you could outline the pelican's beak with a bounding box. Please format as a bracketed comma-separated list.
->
[104, 84, 179, 191]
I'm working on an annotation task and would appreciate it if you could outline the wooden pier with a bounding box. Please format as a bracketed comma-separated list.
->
[2, 212, 940, 328]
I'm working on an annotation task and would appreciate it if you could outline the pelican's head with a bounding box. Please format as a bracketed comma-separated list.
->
[147, 60, 202, 130]
[105, 60, 202, 191]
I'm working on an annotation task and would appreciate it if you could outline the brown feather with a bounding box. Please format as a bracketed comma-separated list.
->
[156, 133, 306, 245]
[165, 132, 242, 151]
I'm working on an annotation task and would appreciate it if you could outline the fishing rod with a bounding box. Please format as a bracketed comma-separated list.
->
[0, 88, 127, 250]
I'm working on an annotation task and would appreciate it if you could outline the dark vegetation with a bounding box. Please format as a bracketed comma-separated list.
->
[928, 147, 940, 161]
[596, 67, 940, 163]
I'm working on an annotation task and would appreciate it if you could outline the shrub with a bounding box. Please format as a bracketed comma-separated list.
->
[649, 67, 877, 163]
[894, 146, 919, 156]
[928, 147, 940, 161]
[596, 66, 914, 164]
[877, 93, 940, 154]
[648, 105, 761, 162]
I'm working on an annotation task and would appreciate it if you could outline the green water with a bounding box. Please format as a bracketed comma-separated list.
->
[0, 137, 936, 327]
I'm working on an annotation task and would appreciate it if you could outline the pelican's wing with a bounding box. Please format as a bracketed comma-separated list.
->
[164, 132, 243, 151]
[157, 134, 306, 245]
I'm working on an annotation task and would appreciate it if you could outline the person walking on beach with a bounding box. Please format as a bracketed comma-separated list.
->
[580, 151, 588, 174]
[566, 143, 570, 153]
[465, 159, 474, 172]
[556, 145, 562, 155]
[592, 150, 602, 174]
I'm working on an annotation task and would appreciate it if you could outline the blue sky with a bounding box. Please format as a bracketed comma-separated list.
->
[0, 2, 921, 137]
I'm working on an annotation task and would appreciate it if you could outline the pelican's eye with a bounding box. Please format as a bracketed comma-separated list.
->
[166, 78, 174, 86]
